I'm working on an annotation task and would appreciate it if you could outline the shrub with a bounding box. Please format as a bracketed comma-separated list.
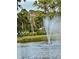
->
[17, 35, 47, 43]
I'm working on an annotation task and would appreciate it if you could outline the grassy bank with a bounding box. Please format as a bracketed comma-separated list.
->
[17, 34, 60, 43]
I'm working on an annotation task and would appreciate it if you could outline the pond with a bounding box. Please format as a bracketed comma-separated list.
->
[17, 40, 61, 59]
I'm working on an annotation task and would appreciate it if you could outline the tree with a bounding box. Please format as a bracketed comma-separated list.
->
[17, 9, 30, 33]
[33, 0, 61, 16]
[29, 10, 45, 32]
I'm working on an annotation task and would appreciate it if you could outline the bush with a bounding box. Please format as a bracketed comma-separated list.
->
[37, 31, 46, 35]
[17, 34, 61, 43]
[17, 35, 47, 43]
[17, 31, 46, 37]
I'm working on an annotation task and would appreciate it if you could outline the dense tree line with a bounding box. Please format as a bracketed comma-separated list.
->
[17, 0, 61, 36]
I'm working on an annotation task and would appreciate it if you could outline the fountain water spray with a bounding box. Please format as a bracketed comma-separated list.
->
[43, 16, 61, 44]
[43, 16, 61, 59]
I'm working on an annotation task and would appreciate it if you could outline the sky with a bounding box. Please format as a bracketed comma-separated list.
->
[18, 0, 38, 12]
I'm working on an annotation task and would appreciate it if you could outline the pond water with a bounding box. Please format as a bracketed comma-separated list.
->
[17, 40, 61, 59]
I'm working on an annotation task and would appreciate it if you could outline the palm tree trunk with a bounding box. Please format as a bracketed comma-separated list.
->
[30, 17, 34, 33]
[32, 17, 36, 27]
[22, 22, 23, 30]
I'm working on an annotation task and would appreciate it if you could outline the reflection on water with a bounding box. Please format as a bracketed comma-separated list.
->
[17, 40, 61, 59]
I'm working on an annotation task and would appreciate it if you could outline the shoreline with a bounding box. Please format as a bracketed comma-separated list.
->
[17, 34, 60, 43]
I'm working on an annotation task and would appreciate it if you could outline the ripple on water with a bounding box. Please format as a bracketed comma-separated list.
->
[17, 40, 61, 59]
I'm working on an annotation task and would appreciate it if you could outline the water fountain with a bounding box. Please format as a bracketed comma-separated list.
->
[43, 16, 61, 44]
[17, 16, 61, 59]
[43, 16, 61, 59]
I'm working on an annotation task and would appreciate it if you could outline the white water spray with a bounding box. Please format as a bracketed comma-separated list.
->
[43, 16, 61, 59]
[43, 16, 61, 44]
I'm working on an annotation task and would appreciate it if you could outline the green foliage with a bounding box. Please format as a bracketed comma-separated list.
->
[17, 9, 61, 37]
[37, 31, 46, 35]
[17, 0, 61, 37]
[17, 9, 31, 34]
[33, 0, 61, 15]
[17, 34, 60, 43]
[17, 35, 47, 43]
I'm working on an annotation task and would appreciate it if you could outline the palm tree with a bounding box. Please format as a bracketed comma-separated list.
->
[33, 0, 61, 16]
[29, 10, 37, 33]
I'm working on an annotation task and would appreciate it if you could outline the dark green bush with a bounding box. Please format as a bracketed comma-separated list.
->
[37, 31, 46, 35]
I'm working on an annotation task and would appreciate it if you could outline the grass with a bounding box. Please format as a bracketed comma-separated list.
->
[17, 34, 60, 43]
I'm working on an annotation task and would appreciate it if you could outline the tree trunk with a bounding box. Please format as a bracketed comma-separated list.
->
[32, 17, 36, 27]
[22, 22, 23, 30]
[30, 17, 34, 33]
